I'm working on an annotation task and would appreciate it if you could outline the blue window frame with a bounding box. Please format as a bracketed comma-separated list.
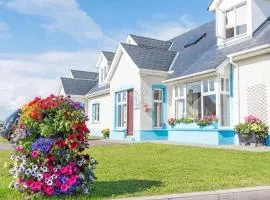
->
[92, 103, 100, 123]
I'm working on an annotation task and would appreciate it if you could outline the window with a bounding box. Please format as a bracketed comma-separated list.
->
[116, 91, 127, 128]
[202, 79, 216, 117]
[225, 4, 247, 39]
[186, 81, 201, 118]
[92, 103, 100, 123]
[154, 89, 163, 128]
[220, 77, 230, 127]
[175, 85, 185, 118]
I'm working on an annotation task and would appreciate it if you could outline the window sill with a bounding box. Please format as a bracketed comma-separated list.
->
[92, 121, 100, 124]
[219, 33, 250, 48]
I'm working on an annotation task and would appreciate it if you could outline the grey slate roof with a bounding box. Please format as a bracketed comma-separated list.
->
[71, 70, 98, 80]
[87, 83, 110, 95]
[168, 18, 270, 79]
[129, 34, 172, 50]
[121, 43, 177, 71]
[61, 77, 97, 95]
[102, 51, 115, 61]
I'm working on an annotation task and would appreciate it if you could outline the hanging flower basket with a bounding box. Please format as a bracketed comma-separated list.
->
[8, 95, 97, 197]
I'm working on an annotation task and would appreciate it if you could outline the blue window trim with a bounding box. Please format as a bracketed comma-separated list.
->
[92, 103, 100, 123]
[152, 84, 167, 129]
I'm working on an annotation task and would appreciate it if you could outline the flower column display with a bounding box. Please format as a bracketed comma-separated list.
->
[8, 95, 96, 197]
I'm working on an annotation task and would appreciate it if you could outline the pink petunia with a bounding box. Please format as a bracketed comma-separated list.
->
[31, 182, 41, 191]
[66, 165, 73, 175]
[61, 167, 67, 174]
[44, 185, 54, 196]
[32, 150, 39, 158]
[60, 184, 69, 192]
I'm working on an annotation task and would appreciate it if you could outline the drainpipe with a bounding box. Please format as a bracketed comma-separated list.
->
[229, 56, 240, 124]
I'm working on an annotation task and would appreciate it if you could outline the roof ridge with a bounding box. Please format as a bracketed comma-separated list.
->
[129, 34, 172, 44]
[61, 77, 98, 82]
[253, 17, 270, 37]
[71, 69, 98, 74]
[102, 51, 115, 54]
[121, 42, 177, 53]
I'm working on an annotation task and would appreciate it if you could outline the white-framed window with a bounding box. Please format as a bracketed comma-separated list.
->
[92, 103, 100, 123]
[116, 91, 127, 128]
[154, 89, 163, 128]
[202, 79, 216, 117]
[175, 85, 185, 119]
[220, 77, 230, 127]
[225, 3, 247, 40]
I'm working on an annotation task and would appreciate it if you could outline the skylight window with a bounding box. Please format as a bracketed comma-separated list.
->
[184, 33, 207, 48]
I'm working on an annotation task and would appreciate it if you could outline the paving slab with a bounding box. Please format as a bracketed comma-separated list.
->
[116, 186, 270, 200]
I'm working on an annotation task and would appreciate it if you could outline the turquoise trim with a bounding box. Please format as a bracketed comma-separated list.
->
[152, 84, 167, 129]
[92, 103, 100, 122]
[135, 130, 168, 141]
[110, 130, 126, 140]
[168, 128, 235, 145]
[229, 63, 233, 97]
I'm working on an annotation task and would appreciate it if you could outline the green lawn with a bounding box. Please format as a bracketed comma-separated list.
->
[1, 143, 270, 199]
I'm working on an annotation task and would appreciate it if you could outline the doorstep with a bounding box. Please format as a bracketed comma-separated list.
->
[115, 186, 270, 200]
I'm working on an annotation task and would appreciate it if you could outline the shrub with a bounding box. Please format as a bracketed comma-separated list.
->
[101, 128, 110, 138]
[8, 95, 96, 197]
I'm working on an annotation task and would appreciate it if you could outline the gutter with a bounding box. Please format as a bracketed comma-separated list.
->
[86, 88, 110, 98]
[139, 69, 172, 76]
[163, 69, 216, 83]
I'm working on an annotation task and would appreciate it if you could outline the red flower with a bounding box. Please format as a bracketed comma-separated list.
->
[47, 153, 55, 161]
[68, 134, 76, 141]
[56, 139, 66, 147]
[70, 141, 78, 150]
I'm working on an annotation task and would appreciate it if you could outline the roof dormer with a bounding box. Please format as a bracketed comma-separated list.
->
[209, 0, 270, 47]
[95, 51, 115, 84]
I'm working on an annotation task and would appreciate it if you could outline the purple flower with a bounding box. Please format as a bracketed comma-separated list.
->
[32, 138, 54, 154]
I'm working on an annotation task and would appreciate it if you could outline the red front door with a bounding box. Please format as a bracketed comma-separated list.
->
[127, 90, 134, 135]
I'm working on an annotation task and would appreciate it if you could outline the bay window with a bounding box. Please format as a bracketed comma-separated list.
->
[225, 3, 247, 39]
[116, 91, 127, 128]
[174, 77, 230, 127]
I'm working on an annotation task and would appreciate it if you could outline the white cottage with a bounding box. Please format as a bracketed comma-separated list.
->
[59, 0, 270, 145]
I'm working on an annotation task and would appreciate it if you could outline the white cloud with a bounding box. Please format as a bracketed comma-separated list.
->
[0, 50, 98, 119]
[111, 15, 196, 42]
[0, 21, 11, 39]
[6, 0, 104, 42]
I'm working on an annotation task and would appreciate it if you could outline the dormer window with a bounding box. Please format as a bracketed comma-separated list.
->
[225, 3, 247, 39]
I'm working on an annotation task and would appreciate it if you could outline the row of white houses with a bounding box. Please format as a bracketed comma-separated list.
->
[59, 0, 270, 145]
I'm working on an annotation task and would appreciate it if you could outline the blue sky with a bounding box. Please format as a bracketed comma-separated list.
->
[0, 0, 214, 119]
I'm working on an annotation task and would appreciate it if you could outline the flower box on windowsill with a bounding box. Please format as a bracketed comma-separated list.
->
[170, 122, 218, 130]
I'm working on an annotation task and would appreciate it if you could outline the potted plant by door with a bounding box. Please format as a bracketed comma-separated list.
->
[235, 115, 269, 146]
[102, 128, 110, 139]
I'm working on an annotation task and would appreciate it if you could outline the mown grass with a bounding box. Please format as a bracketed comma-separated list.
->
[1, 143, 270, 199]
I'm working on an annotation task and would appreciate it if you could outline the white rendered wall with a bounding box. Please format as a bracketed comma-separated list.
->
[87, 93, 113, 135]
[235, 53, 270, 125]
[110, 51, 141, 131]
[140, 74, 168, 130]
